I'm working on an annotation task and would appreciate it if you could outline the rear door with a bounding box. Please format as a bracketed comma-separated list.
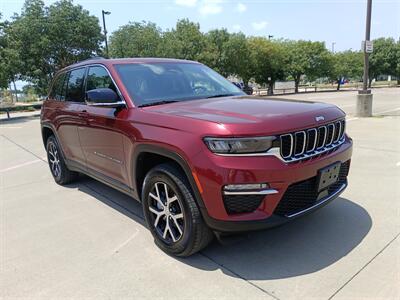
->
[52, 68, 87, 166]
[77, 65, 129, 185]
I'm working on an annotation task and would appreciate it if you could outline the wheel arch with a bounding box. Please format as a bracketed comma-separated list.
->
[132, 144, 206, 211]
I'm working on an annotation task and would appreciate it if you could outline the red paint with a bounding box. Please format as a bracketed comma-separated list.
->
[41, 58, 352, 227]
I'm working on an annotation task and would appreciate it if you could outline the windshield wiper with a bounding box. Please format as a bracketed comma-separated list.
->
[139, 100, 179, 108]
[206, 93, 237, 99]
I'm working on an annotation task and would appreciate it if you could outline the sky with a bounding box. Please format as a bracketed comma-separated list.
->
[1, 0, 399, 53]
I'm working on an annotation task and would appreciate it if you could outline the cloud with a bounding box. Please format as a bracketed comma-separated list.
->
[232, 24, 241, 32]
[252, 21, 268, 31]
[199, 0, 223, 15]
[175, 0, 197, 7]
[236, 3, 247, 13]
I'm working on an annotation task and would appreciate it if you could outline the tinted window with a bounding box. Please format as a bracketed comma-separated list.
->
[115, 63, 244, 106]
[49, 72, 67, 101]
[65, 68, 86, 102]
[86, 66, 117, 93]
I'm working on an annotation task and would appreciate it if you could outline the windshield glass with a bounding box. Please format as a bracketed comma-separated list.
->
[114, 62, 245, 107]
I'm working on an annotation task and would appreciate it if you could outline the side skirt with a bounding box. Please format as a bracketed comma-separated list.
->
[65, 159, 138, 201]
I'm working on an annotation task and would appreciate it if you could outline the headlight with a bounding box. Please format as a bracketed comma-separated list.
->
[204, 136, 276, 154]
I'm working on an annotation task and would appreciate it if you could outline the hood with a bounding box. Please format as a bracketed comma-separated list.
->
[143, 96, 345, 136]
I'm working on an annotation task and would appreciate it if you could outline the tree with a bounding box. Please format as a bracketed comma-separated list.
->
[283, 40, 331, 93]
[369, 37, 398, 87]
[223, 33, 253, 88]
[7, 0, 102, 95]
[158, 19, 206, 61]
[200, 29, 231, 76]
[329, 50, 363, 90]
[248, 37, 285, 95]
[109, 21, 162, 58]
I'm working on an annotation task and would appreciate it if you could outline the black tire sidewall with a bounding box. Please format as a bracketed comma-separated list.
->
[142, 169, 195, 255]
[46, 136, 66, 184]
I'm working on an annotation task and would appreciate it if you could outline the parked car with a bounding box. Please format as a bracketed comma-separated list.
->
[41, 58, 352, 256]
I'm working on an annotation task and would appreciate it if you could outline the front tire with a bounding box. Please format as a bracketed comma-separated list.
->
[142, 163, 213, 257]
[46, 135, 79, 185]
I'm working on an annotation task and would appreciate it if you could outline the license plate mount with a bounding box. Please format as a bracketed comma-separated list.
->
[317, 162, 341, 192]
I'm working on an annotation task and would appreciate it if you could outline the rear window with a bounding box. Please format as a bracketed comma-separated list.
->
[49, 72, 67, 101]
[65, 68, 86, 102]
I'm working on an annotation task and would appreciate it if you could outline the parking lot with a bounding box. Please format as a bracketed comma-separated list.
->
[1, 88, 399, 299]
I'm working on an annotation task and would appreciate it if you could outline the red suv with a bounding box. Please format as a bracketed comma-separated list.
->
[41, 58, 352, 256]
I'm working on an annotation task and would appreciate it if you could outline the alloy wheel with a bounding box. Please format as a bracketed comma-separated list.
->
[48, 142, 61, 178]
[148, 181, 185, 243]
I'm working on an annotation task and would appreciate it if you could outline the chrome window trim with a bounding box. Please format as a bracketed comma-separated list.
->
[84, 63, 127, 107]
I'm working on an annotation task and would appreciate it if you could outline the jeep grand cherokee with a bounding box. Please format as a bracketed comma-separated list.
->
[41, 58, 352, 256]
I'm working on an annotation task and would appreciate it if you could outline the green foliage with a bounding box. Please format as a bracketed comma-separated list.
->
[282, 40, 332, 92]
[329, 50, 363, 89]
[109, 21, 162, 58]
[369, 38, 398, 83]
[4, 0, 102, 95]
[223, 33, 253, 87]
[158, 19, 206, 61]
[248, 37, 285, 94]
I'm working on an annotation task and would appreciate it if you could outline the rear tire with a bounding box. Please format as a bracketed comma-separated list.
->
[46, 135, 79, 185]
[142, 163, 213, 257]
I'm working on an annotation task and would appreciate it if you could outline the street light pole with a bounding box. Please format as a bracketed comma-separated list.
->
[361, 0, 372, 92]
[331, 42, 336, 53]
[356, 0, 373, 117]
[102, 10, 111, 57]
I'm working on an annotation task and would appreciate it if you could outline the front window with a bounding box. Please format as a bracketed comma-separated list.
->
[114, 62, 244, 107]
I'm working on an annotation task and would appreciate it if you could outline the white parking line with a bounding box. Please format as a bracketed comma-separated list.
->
[0, 126, 23, 129]
[0, 159, 42, 173]
[347, 117, 359, 122]
[376, 107, 400, 115]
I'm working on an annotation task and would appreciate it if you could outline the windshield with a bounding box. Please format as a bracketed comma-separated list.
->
[114, 62, 245, 107]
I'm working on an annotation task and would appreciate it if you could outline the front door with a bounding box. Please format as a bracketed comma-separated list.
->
[77, 65, 128, 185]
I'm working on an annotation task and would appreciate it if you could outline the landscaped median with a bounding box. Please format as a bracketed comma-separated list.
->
[0, 102, 42, 119]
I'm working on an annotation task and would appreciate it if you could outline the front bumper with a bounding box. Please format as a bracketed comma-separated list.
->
[193, 136, 353, 232]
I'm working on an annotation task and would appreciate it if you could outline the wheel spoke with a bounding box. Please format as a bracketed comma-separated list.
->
[149, 206, 164, 227]
[149, 192, 164, 209]
[167, 195, 178, 204]
[171, 217, 183, 235]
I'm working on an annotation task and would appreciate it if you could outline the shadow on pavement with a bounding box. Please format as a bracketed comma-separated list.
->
[68, 175, 371, 280]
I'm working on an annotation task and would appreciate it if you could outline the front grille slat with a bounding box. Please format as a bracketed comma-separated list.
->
[279, 119, 346, 163]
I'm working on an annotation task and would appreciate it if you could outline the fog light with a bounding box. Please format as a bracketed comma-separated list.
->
[224, 183, 269, 191]
[223, 183, 278, 196]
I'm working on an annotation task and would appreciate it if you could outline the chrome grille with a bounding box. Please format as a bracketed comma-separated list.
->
[279, 119, 346, 162]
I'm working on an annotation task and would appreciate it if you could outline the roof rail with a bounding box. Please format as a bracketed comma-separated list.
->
[81, 56, 107, 62]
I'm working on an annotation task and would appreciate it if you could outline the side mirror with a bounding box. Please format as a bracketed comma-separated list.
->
[86, 88, 125, 108]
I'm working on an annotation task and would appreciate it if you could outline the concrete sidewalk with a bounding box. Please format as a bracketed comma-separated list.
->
[1, 90, 399, 299]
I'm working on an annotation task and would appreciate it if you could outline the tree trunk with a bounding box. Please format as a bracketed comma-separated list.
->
[12, 77, 18, 102]
[337, 79, 341, 91]
[267, 82, 274, 95]
[294, 78, 300, 93]
[9, 82, 14, 102]
[368, 77, 373, 88]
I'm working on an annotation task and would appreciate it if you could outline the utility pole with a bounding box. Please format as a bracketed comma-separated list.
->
[331, 42, 336, 53]
[102, 10, 111, 57]
[356, 0, 373, 117]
